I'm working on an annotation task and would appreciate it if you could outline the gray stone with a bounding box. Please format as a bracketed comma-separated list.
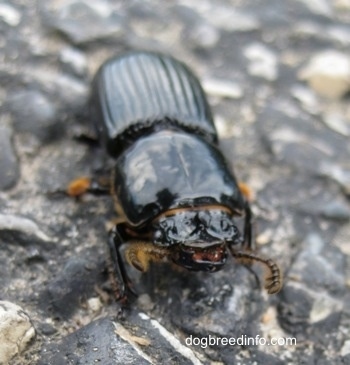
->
[48, 0, 125, 44]
[293, 22, 350, 47]
[29, 71, 88, 111]
[8, 90, 59, 143]
[39, 315, 205, 365]
[0, 214, 53, 242]
[0, 126, 19, 190]
[287, 233, 346, 293]
[175, 5, 220, 49]
[319, 162, 350, 195]
[319, 200, 350, 220]
[44, 255, 106, 319]
[38, 318, 146, 365]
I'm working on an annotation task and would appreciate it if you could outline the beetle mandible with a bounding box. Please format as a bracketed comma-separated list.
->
[69, 51, 282, 300]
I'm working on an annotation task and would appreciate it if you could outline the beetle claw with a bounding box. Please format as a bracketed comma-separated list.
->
[264, 272, 283, 294]
[230, 249, 283, 295]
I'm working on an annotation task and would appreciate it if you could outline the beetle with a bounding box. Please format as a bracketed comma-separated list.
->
[69, 51, 282, 300]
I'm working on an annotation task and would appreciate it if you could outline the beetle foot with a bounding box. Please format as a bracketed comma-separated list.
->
[264, 260, 283, 294]
[125, 244, 150, 272]
[107, 271, 137, 304]
[106, 260, 126, 301]
[230, 249, 283, 294]
[125, 243, 170, 272]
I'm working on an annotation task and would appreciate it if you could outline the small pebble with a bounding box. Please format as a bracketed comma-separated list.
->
[59, 47, 88, 77]
[204, 6, 260, 32]
[256, 229, 274, 245]
[296, 0, 333, 17]
[335, 0, 350, 10]
[322, 112, 350, 137]
[0, 3, 21, 26]
[51, 74, 88, 108]
[213, 115, 235, 139]
[188, 23, 220, 49]
[0, 301, 36, 364]
[341, 340, 350, 357]
[291, 84, 320, 115]
[244, 43, 278, 81]
[309, 293, 342, 323]
[87, 297, 103, 313]
[202, 78, 243, 99]
[299, 50, 350, 99]
[319, 162, 350, 195]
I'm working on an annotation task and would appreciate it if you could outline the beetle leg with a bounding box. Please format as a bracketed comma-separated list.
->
[67, 175, 111, 197]
[125, 243, 170, 272]
[72, 130, 99, 146]
[229, 247, 282, 294]
[242, 201, 255, 251]
[107, 225, 136, 302]
[237, 181, 255, 251]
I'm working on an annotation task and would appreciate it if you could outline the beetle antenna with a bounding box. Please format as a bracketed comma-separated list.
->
[230, 249, 282, 294]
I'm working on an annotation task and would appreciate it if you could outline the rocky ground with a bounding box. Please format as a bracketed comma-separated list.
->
[0, 0, 350, 364]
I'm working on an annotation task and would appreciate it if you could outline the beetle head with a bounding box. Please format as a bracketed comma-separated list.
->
[152, 209, 241, 271]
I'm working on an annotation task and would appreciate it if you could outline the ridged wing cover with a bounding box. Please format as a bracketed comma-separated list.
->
[91, 52, 217, 157]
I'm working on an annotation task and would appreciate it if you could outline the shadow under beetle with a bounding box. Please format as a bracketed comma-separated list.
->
[69, 51, 282, 301]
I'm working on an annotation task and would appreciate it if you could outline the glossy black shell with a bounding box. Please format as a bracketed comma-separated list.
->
[114, 130, 244, 226]
[91, 52, 245, 226]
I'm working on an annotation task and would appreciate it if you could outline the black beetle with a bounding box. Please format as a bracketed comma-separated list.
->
[70, 51, 282, 300]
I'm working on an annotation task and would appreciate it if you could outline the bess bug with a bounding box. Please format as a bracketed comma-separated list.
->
[69, 52, 282, 301]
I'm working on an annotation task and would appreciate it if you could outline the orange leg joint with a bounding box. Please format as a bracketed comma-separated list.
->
[67, 177, 91, 197]
[238, 182, 254, 202]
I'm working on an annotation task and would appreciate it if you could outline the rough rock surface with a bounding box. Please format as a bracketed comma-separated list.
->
[0, 0, 349, 364]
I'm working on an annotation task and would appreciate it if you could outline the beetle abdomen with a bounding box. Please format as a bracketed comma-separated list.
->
[91, 52, 217, 157]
